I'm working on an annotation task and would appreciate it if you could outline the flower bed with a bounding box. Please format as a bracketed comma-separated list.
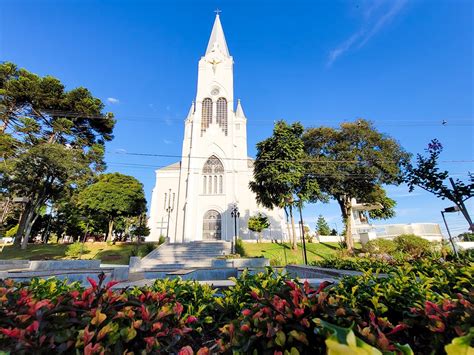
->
[0, 262, 472, 354]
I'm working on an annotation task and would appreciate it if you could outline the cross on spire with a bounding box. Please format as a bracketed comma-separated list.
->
[214, 8, 222, 15]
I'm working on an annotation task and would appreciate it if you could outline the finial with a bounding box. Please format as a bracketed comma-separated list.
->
[214, 8, 222, 15]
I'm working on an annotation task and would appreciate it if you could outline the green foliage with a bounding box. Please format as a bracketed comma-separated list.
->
[158, 235, 166, 244]
[142, 242, 156, 255]
[405, 139, 474, 229]
[303, 119, 410, 250]
[0, 262, 472, 354]
[445, 328, 474, 355]
[458, 232, 474, 242]
[0, 62, 115, 247]
[235, 238, 246, 257]
[64, 241, 89, 258]
[26, 278, 83, 302]
[247, 213, 270, 242]
[393, 234, 432, 258]
[5, 224, 18, 238]
[312, 257, 399, 273]
[366, 186, 397, 220]
[78, 173, 147, 241]
[250, 121, 324, 249]
[364, 239, 398, 255]
[316, 215, 331, 236]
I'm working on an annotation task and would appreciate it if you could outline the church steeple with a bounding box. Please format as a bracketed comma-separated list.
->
[205, 13, 230, 57]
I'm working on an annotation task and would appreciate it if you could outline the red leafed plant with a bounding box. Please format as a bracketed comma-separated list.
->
[0, 273, 204, 353]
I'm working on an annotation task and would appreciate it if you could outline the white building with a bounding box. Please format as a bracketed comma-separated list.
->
[148, 15, 286, 243]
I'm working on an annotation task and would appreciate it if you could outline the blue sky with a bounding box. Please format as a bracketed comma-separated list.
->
[1, 0, 473, 235]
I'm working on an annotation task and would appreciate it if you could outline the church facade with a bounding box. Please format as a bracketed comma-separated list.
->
[148, 14, 286, 243]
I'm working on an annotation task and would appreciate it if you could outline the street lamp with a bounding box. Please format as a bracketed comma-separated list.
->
[165, 189, 175, 242]
[231, 204, 240, 254]
[441, 206, 459, 258]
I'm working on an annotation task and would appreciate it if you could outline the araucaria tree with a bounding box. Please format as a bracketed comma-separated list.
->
[250, 121, 322, 250]
[316, 215, 331, 236]
[405, 139, 474, 230]
[303, 119, 409, 252]
[78, 173, 147, 242]
[248, 213, 270, 243]
[0, 62, 115, 249]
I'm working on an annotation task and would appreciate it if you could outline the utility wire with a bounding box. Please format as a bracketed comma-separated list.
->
[33, 109, 474, 126]
[111, 151, 474, 164]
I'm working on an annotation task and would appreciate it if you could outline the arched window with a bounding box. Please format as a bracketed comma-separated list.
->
[216, 97, 228, 135]
[202, 155, 224, 195]
[201, 98, 212, 135]
[202, 210, 221, 240]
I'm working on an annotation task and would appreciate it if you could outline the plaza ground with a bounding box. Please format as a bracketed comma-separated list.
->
[241, 241, 360, 265]
[0, 241, 359, 266]
[0, 242, 158, 265]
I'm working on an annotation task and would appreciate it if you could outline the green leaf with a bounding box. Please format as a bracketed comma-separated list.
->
[275, 330, 286, 347]
[445, 328, 474, 355]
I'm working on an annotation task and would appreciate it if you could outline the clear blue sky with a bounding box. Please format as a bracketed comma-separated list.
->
[1, 0, 473, 236]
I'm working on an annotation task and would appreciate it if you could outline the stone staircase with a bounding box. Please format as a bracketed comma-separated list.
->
[138, 241, 232, 271]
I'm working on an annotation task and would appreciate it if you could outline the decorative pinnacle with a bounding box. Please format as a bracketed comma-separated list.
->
[214, 8, 222, 15]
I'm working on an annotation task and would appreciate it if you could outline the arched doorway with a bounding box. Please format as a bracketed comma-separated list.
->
[202, 210, 221, 240]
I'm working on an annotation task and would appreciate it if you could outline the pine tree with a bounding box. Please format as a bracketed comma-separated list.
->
[316, 215, 331, 236]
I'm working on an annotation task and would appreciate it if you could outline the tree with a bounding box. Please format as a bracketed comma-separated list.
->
[250, 121, 323, 249]
[316, 215, 331, 236]
[303, 119, 409, 252]
[78, 173, 147, 242]
[405, 139, 474, 230]
[0, 62, 115, 248]
[330, 228, 338, 236]
[247, 213, 270, 243]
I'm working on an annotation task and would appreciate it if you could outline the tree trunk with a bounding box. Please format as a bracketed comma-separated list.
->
[284, 207, 292, 245]
[21, 207, 37, 250]
[289, 205, 297, 250]
[14, 208, 28, 247]
[107, 219, 114, 242]
[338, 197, 354, 252]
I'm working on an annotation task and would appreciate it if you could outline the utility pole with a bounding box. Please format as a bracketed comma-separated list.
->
[449, 178, 474, 231]
[441, 206, 459, 258]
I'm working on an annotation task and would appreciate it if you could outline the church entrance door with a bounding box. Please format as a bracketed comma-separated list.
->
[203, 210, 221, 240]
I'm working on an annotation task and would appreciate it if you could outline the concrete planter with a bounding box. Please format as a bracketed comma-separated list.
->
[211, 258, 269, 268]
[29, 260, 101, 271]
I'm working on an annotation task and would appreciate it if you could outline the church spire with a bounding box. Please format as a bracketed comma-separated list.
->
[236, 99, 246, 118]
[205, 13, 230, 57]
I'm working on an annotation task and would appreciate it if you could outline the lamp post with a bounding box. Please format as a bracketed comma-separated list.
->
[165, 189, 175, 242]
[441, 206, 460, 258]
[231, 204, 240, 254]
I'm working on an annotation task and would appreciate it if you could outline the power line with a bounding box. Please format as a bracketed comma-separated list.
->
[105, 161, 469, 177]
[112, 151, 474, 164]
[28, 109, 474, 126]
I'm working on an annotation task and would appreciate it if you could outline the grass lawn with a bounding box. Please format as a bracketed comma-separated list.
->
[0, 242, 159, 265]
[242, 241, 361, 265]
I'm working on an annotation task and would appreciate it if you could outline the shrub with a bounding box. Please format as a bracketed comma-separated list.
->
[312, 257, 398, 273]
[393, 234, 432, 258]
[65, 242, 89, 258]
[142, 242, 156, 255]
[364, 238, 397, 255]
[458, 232, 474, 242]
[235, 238, 246, 257]
[5, 225, 18, 238]
[158, 235, 166, 244]
[0, 265, 472, 353]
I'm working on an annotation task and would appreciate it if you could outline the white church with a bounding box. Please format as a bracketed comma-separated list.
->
[148, 14, 286, 243]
